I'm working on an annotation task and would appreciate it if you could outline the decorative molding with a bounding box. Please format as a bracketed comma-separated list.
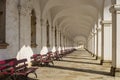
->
[31, 43, 38, 48]
[109, 4, 120, 14]
[110, 66, 116, 76]
[114, 4, 120, 11]
[110, 66, 120, 76]
[103, 60, 112, 63]
[89, 32, 95, 37]
[94, 32, 97, 35]
[96, 27, 101, 32]
[0, 42, 9, 49]
[101, 20, 112, 24]
[116, 68, 120, 72]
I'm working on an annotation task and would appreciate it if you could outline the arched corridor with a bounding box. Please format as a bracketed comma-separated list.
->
[0, 0, 120, 79]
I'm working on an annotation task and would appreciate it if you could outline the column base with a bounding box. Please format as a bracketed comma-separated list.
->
[110, 66, 116, 76]
[84, 48, 94, 57]
[92, 54, 95, 57]
[95, 56, 98, 60]
[110, 66, 120, 76]
[102, 60, 111, 67]
[100, 60, 103, 65]
[115, 68, 120, 77]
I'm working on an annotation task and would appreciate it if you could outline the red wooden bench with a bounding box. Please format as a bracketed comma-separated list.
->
[0, 58, 17, 80]
[53, 51, 62, 60]
[31, 52, 54, 66]
[0, 58, 38, 80]
[13, 58, 38, 79]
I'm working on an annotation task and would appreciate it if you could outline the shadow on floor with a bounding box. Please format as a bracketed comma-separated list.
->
[61, 59, 100, 65]
[49, 65, 111, 76]
[65, 56, 96, 60]
[28, 78, 39, 80]
[3, 76, 39, 80]
[67, 54, 93, 58]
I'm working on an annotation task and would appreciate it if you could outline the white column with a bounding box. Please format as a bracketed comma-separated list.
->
[40, 20, 48, 54]
[51, 27, 56, 52]
[116, 8, 120, 71]
[90, 36, 93, 53]
[97, 27, 102, 59]
[102, 20, 112, 63]
[49, 26, 52, 49]
[109, 1, 120, 76]
[61, 34, 64, 50]
[62, 36, 65, 49]
[41, 21, 47, 47]
[56, 29, 60, 50]
[94, 25, 97, 58]
[95, 27, 99, 59]
[91, 32, 95, 56]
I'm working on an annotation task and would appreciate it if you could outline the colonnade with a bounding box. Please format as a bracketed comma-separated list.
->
[40, 20, 76, 53]
[87, 0, 120, 76]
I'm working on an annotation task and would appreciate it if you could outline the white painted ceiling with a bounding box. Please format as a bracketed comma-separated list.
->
[40, 0, 104, 44]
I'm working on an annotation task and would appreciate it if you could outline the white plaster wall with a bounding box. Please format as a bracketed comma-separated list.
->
[0, 0, 19, 60]
[40, 22, 48, 54]
[17, 0, 43, 66]
[92, 36, 95, 54]
[98, 30, 102, 58]
[51, 28, 57, 52]
[47, 12, 53, 50]
[61, 35, 65, 50]
[104, 24, 112, 61]
[17, 0, 32, 62]
[94, 33, 97, 55]
[87, 39, 89, 51]
[0, 0, 42, 62]
[104, 0, 112, 20]
[32, 0, 42, 54]
[117, 0, 120, 3]
[90, 38, 92, 52]
[87, 38, 91, 52]
[49, 26, 53, 50]
[56, 30, 60, 50]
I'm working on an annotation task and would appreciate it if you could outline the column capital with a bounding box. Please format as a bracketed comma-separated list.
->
[96, 27, 101, 32]
[100, 20, 112, 25]
[90, 32, 95, 36]
[109, 4, 120, 14]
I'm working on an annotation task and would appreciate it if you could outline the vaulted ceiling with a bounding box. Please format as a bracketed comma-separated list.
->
[40, 0, 104, 44]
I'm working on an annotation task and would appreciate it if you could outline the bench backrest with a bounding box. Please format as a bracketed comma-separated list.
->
[31, 54, 41, 61]
[0, 58, 16, 68]
[0, 58, 17, 74]
[14, 58, 28, 71]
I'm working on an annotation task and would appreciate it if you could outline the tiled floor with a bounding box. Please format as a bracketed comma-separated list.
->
[29, 49, 120, 80]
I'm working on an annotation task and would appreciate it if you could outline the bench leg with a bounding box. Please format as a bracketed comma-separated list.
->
[51, 61, 54, 66]
[26, 72, 37, 79]
[12, 75, 28, 80]
[34, 72, 37, 78]
[6, 75, 14, 80]
[10, 75, 17, 80]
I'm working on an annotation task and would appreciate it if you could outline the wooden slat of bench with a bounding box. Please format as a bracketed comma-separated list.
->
[31, 53, 54, 66]
[0, 58, 16, 71]
[14, 58, 38, 78]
